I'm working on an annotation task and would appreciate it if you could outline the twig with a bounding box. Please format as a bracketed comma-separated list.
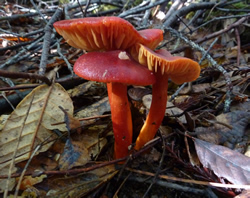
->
[164, 27, 233, 112]
[199, 37, 219, 64]
[30, 0, 48, 23]
[140, 0, 155, 26]
[20, 29, 44, 38]
[234, 28, 242, 67]
[0, 40, 34, 53]
[126, 168, 250, 189]
[0, 69, 51, 85]
[0, 10, 56, 22]
[162, 2, 217, 28]
[39, 8, 63, 75]
[0, 36, 44, 69]
[118, 0, 168, 18]
[113, 172, 132, 198]
[77, 0, 85, 17]
[223, 0, 246, 6]
[83, 0, 91, 17]
[65, 0, 123, 18]
[0, 28, 22, 37]
[56, 39, 73, 75]
[164, 0, 185, 20]
[171, 16, 248, 54]
[169, 82, 187, 102]
[142, 131, 166, 198]
[0, 29, 44, 54]
[0, 92, 15, 110]
[14, 145, 41, 197]
[216, 7, 250, 12]
[128, 175, 209, 196]
[191, 13, 250, 34]
[193, 17, 247, 46]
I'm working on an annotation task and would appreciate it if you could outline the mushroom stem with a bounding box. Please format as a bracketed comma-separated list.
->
[107, 82, 133, 159]
[134, 71, 168, 150]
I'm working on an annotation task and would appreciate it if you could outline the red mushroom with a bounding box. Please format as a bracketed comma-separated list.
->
[133, 44, 200, 150]
[53, 16, 163, 52]
[53, 17, 163, 158]
[74, 50, 156, 159]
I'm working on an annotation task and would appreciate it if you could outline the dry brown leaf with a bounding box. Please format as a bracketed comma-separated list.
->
[75, 97, 110, 118]
[46, 165, 117, 198]
[196, 111, 250, 150]
[128, 87, 151, 101]
[0, 83, 73, 191]
[59, 129, 107, 170]
[0, 115, 9, 131]
[67, 81, 106, 98]
[75, 97, 110, 126]
[194, 138, 250, 185]
[16, 175, 47, 190]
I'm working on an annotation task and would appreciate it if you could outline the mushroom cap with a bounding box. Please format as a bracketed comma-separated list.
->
[74, 50, 156, 85]
[53, 16, 163, 51]
[135, 44, 200, 84]
[138, 29, 163, 50]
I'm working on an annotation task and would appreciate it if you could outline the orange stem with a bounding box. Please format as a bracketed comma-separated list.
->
[135, 71, 168, 150]
[107, 82, 133, 159]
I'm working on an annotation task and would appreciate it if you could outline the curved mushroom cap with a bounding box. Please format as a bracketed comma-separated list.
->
[53, 17, 163, 51]
[135, 44, 200, 84]
[74, 50, 156, 86]
[138, 29, 163, 50]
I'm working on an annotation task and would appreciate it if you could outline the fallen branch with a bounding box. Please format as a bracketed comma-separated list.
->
[0, 69, 51, 85]
[39, 8, 63, 75]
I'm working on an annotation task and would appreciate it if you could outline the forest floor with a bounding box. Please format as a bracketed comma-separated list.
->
[0, 0, 249, 197]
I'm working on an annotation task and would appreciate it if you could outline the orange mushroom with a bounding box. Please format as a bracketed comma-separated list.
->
[133, 44, 200, 150]
[54, 17, 164, 158]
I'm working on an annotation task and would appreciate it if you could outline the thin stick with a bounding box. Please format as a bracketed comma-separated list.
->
[39, 8, 63, 75]
[126, 168, 250, 190]
[0, 36, 44, 69]
[118, 0, 168, 18]
[234, 27, 242, 67]
[56, 39, 73, 75]
[0, 69, 51, 85]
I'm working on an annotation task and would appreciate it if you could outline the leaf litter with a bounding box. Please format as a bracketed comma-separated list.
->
[0, 0, 250, 197]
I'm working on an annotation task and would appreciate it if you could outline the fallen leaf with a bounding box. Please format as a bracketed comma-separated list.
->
[46, 165, 117, 198]
[17, 175, 47, 190]
[0, 83, 73, 191]
[75, 97, 110, 118]
[194, 138, 250, 185]
[128, 87, 151, 101]
[75, 97, 110, 126]
[0, 115, 9, 130]
[68, 81, 106, 98]
[59, 129, 107, 170]
[196, 111, 250, 149]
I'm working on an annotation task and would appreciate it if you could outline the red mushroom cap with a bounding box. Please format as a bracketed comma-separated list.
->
[138, 29, 163, 50]
[74, 50, 156, 85]
[53, 17, 163, 51]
